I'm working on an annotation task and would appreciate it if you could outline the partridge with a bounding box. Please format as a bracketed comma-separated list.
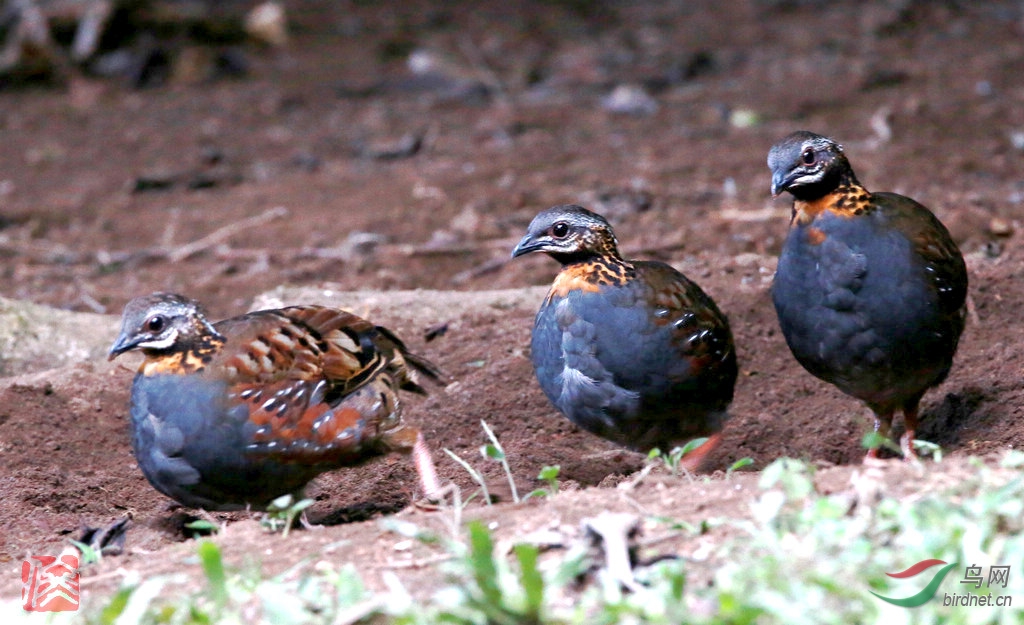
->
[768, 131, 968, 459]
[108, 293, 441, 511]
[512, 205, 737, 468]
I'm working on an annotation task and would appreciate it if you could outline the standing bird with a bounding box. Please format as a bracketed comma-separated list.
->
[768, 131, 967, 459]
[512, 205, 737, 469]
[108, 293, 442, 511]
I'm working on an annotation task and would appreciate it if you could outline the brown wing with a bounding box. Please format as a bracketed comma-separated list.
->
[878, 192, 968, 319]
[634, 261, 738, 397]
[637, 263, 733, 348]
[212, 306, 438, 461]
[284, 305, 443, 394]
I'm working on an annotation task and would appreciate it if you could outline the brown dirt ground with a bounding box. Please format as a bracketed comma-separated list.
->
[2, 0, 1024, 611]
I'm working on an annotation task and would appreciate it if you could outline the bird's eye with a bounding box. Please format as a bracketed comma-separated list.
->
[146, 315, 166, 333]
[552, 222, 570, 238]
[801, 148, 815, 165]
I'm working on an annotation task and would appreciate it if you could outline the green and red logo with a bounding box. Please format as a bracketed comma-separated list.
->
[870, 559, 959, 608]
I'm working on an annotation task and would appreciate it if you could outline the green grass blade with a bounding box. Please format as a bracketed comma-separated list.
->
[444, 447, 492, 505]
[197, 540, 228, 609]
[513, 543, 544, 619]
[467, 521, 502, 607]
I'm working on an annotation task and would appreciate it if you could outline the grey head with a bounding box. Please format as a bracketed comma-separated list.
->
[511, 204, 621, 264]
[108, 292, 221, 360]
[767, 130, 858, 199]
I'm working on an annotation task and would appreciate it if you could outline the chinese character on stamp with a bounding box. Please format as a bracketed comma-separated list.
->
[22, 547, 80, 612]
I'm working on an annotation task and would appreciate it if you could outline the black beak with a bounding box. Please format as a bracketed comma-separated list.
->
[511, 234, 544, 259]
[771, 169, 799, 198]
[107, 332, 140, 361]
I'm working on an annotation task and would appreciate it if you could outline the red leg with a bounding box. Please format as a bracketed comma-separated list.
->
[679, 432, 722, 473]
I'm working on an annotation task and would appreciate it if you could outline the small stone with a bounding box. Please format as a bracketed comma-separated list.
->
[988, 217, 1013, 237]
[346, 231, 387, 255]
[245, 2, 289, 48]
[357, 133, 423, 160]
[133, 171, 178, 193]
[601, 84, 658, 116]
[1009, 131, 1024, 151]
[729, 108, 760, 128]
[423, 323, 449, 342]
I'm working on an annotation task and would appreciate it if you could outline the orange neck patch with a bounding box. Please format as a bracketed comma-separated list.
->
[140, 336, 224, 376]
[546, 257, 634, 302]
[793, 182, 873, 226]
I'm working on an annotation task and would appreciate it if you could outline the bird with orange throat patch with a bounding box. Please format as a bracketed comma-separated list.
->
[768, 131, 967, 459]
[109, 293, 442, 511]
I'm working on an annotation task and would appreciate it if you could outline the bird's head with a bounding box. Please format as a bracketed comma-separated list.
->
[108, 292, 222, 360]
[768, 130, 855, 199]
[511, 204, 621, 265]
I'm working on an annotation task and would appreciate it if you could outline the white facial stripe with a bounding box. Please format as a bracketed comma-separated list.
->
[138, 328, 179, 350]
[794, 172, 823, 186]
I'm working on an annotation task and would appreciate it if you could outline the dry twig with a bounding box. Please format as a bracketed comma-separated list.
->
[166, 206, 288, 262]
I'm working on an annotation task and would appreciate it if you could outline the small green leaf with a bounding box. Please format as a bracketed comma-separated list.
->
[912, 439, 943, 462]
[184, 519, 220, 534]
[538, 465, 560, 481]
[197, 540, 227, 608]
[69, 540, 101, 565]
[110, 577, 169, 625]
[268, 494, 295, 511]
[532, 464, 560, 497]
[727, 457, 754, 474]
[98, 584, 134, 623]
[861, 431, 900, 453]
[679, 437, 709, 456]
[291, 498, 315, 513]
[481, 444, 505, 461]
[667, 565, 686, 601]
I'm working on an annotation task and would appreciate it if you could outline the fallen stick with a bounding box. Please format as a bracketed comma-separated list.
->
[166, 206, 288, 262]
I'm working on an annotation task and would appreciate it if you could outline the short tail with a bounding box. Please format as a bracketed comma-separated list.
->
[374, 325, 446, 394]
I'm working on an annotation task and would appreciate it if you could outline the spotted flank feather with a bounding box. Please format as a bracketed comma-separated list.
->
[108, 292, 443, 508]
